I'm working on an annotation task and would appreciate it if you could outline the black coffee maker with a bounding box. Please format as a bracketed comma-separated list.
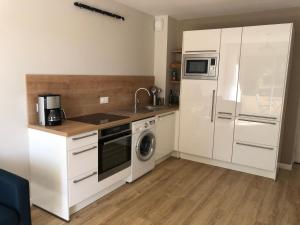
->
[37, 94, 63, 126]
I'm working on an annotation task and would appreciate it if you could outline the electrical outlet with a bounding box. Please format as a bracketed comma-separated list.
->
[100, 97, 106, 104]
[100, 97, 109, 104]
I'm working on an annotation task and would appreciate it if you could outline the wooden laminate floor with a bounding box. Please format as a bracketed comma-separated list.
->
[32, 158, 300, 225]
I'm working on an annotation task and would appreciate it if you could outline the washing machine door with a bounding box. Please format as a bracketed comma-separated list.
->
[136, 131, 156, 161]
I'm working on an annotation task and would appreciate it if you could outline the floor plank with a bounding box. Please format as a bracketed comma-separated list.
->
[32, 158, 300, 225]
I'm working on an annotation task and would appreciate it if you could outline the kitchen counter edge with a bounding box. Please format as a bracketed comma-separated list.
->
[28, 107, 179, 137]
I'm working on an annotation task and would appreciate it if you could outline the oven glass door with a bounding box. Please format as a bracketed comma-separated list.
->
[185, 58, 209, 75]
[98, 133, 131, 181]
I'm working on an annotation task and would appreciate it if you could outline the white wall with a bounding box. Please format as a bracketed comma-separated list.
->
[0, 0, 154, 178]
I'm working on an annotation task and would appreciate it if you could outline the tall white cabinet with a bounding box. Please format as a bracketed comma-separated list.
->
[179, 23, 293, 179]
[179, 79, 217, 158]
[213, 27, 242, 162]
[232, 24, 293, 172]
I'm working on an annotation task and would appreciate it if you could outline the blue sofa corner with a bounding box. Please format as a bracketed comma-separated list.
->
[0, 169, 32, 225]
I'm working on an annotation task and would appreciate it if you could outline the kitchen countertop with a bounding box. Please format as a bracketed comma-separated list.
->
[28, 106, 179, 137]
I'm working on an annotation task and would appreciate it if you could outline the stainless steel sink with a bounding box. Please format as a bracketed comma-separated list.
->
[117, 105, 167, 115]
[144, 105, 165, 110]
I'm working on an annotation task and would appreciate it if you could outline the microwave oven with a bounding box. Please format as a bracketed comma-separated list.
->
[183, 53, 219, 80]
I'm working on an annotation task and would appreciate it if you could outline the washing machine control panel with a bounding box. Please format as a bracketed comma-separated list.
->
[132, 117, 156, 133]
[149, 120, 155, 125]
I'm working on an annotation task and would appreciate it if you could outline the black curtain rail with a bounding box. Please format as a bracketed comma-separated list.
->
[74, 2, 125, 21]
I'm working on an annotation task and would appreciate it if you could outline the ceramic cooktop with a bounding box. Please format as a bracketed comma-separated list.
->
[69, 113, 129, 125]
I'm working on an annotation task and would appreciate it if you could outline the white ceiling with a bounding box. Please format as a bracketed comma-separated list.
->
[114, 0, 300, 20]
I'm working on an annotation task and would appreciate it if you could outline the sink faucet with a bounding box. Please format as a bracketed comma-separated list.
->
[134, 88, 151, 113]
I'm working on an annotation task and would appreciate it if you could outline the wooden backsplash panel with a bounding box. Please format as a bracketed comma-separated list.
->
[26, 75, 154, 124]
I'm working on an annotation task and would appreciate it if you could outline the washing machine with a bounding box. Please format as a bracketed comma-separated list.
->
[127, 117, 156, 182]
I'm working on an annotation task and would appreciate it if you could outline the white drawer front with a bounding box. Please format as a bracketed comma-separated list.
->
[69, 170, 98, 206]
[232, 142, 277, 171]
[68, 144, 98, 179]
[234, 119, 280, 146]
[67, 131, 98, 150]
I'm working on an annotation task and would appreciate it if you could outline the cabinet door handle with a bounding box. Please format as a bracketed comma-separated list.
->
[211, 90, 216, 122]
[217, 116, 232, 120]
[238, 119, 276, 125]
[218, 112, 232, 115]
[185, 50, 217, 53]
[72, 132, 97, 141]
[72, 146, 97, 155]
[73, 171, 97, 184]
[238, 114, 277, 120]
[236, 142, 274, 150]
[158, 112, 175, 118]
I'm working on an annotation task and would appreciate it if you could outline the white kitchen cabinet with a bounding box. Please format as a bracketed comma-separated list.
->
[234, 118, 280, 147]
[29, 129, 99, 221]
[232, 24, 293, 173]
[236, 24, 293, 119]
[213, 27, 242, 162]
[67, 131, 98, 150]
[232, 142, 277, 171]
[68, 143, 98, 179]
[155, 112, 176, 161]
[213, 116, 235, 162]
[69, 170, 98, 207]
[179, 79, 217, 158]
[183, 29, 221, 53]
[179, 23, 293, 179]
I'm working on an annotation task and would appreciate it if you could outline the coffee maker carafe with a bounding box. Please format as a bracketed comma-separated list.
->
[37, 94, 63, 126]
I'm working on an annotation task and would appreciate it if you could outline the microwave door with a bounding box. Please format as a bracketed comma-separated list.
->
[185, 59, 209, 77]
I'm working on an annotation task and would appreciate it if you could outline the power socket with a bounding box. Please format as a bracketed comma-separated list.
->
[100, 97, 109, 104]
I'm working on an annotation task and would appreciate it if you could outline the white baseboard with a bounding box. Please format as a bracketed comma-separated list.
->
[179, 153, 276, 180]
[171, 151, 180, 158]
[155, 151, 180, 165]
[155, 152, 173, 165]
[278, 163, 293, 171]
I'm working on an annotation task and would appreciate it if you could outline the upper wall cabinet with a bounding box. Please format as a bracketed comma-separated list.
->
[183, 29, 221, 53]
[236, 24, 293, 120]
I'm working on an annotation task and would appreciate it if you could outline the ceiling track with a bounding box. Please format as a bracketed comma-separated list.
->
[74, 2, 125, 21]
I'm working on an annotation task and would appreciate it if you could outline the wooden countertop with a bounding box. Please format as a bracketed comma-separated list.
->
[28, 106, 179, 137]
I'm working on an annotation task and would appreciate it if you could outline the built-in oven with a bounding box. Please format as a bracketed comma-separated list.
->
[98, 123, 131, 181]
[183, 53, 219, 80]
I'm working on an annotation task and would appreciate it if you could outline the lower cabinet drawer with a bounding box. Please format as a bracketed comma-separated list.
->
[232, 142, 277, 171]
[68, 144, 98, 179]
[67, 131, 98, 150]
[234, 118, 280, 146]
[69, 170, 98, 206]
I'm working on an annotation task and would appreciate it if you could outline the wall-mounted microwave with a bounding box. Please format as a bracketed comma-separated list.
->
[183, 53, 219, 80]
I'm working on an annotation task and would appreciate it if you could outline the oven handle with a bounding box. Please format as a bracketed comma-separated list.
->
[103, 134, 132, 146]
[99, 129, 132, 140]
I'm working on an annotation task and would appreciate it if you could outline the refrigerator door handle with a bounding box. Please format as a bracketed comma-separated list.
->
[211, 90, 216, 122]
